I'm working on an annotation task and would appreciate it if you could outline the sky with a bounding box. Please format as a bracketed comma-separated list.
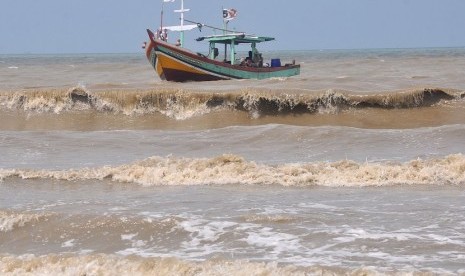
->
[1, 0, 465, 54]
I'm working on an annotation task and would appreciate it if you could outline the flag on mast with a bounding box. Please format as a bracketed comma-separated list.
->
[223, 8, 237, 21]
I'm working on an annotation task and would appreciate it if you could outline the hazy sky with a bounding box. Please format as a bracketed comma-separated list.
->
[1, 0, 465, 54]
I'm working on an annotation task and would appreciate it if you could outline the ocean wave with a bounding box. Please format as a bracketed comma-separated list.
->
[0, 211, 49, 233]
[0, 86, 463, 120]
[1, 154, 464, 187]
[0, 253, 444, 275]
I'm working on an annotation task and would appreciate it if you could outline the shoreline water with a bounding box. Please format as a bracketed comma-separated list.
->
[2, 182, 465, 275]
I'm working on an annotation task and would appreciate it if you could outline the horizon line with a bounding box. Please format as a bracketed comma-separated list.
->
[2, 45, 465, 56]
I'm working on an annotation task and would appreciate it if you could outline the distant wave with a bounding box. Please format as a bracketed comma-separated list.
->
[0, 86, 463, 120]
[1, 154, 464, 187]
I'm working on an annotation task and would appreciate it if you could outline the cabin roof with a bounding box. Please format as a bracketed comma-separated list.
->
[196, 33, 275, 44]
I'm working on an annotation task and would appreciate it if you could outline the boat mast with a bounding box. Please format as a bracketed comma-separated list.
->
[223, 7, 228, 62]
[174, 0, 189, 47]
[222, 8, 237, 64]
[160, 1, 165, 31]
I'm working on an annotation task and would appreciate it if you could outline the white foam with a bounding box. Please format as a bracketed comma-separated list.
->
[158, 99, 212, 120]
[0, 253, 387, 275]
[298, 202, 339, 210]
[178, 217, 238, 247]
[426, 234, 465, 246]
[0, 211, 47, 232]
[243, 227, 302, 257]
[334, 227, 423, 243]
[121, 233, 138, 241]
[1, 154, 464, 187]
[61, 239, 75, 248]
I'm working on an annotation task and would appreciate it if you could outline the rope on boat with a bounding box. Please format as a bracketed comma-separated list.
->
[184, 19, 245, 34]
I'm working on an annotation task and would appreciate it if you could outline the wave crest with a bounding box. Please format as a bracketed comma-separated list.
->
[0, 86, 463, 120]
[0, 211, 49, 233]
[1, 154, 464, 187]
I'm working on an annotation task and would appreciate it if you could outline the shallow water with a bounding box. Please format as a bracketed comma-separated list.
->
[2, 181, 465, 274]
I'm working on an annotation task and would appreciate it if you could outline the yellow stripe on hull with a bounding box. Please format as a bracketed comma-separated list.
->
[157, 53, 211, 76]
[156, 57, 164, 77]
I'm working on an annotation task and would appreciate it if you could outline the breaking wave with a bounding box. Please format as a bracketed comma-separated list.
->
[1, 154, 464, 187]
[0, 211, 50, 233]
[0, 86, 463, 120]
[0, 253, 421, 276]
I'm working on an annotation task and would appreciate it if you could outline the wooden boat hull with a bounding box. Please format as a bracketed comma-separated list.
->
[145, 30, 300, 82]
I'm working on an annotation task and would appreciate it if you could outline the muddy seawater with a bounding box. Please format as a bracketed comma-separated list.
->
[1, 48, 465, 275]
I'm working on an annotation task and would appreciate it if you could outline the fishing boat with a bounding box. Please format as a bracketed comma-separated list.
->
[144, 0, 300, 82]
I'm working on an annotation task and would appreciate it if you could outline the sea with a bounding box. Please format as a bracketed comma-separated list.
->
[0, 48, 464, 275]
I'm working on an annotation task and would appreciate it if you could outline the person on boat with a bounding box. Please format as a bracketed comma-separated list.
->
[240, 52, 259, 67]
[257, 53, 263, 67]
[158, 28, 168, 42]
[244, 51, 254, 66]
[251, 47, 262, 65]
[245, 57, 253, 67]
[175, 39, 181, 46]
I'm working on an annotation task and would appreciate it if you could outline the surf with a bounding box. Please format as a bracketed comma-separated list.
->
[1, 154, 464, 187]
[0, 253, 400, 276]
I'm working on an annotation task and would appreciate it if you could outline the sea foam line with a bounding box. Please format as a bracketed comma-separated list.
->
[0, 253, 401, 276]
[1, 154, 464, 187]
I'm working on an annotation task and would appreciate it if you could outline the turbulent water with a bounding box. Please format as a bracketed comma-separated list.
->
[1, 48, 465, 275]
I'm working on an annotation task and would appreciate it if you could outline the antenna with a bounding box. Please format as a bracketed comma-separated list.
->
[160, 1, 165, 31]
